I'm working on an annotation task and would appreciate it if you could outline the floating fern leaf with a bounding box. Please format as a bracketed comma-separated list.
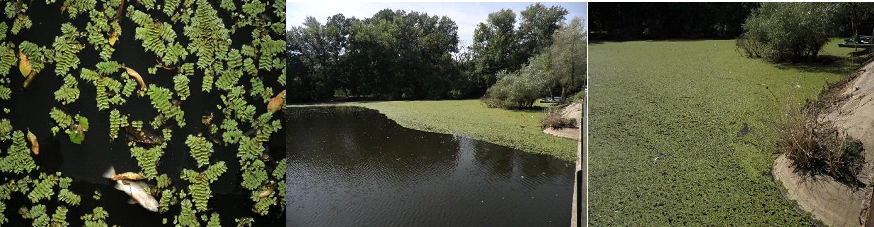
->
[0, 86, 10, 100]
[241, 1, 266, 16]
[202, 69, 213, 92]
[121, 78, 136, 97]
[215, 69, 242, 91]
[173, 73, 190, 100]
[50, 205, 69, 227]
[53, 23, 84, 75]
[129, 146, 163, 178]
[235, 217, 254, 227]
[58, 189, 80, 206]
[81, 207, 108, 227]
[207, 213, 221, 227]
[251, 189, 275, 216]
[19, 41, 47, 74]
[58, 176, 72, 189]
[62, 0, 96, 18]
[95, 78, 109, 110]
[0, 131, 37, 174]
[278, 70, 286, 86]
[188, 182, 211, 212]
[273, 158, 285, 180]
[94, 61, 121, 75]
[185, 135, 213, 167]
[158, 188, 176, 213]
[220, 119, 242, 144]
[28, 173, 57, 203]
[79, 68, 99, 83]
[108, 109, 128, 140]
[0, 42, 16, 76]
[184, 0, 230, 72]
[175, 199, 199, 227]
[0, 200, 6, 225]
[11, 14, 32, 35]
[240, 159, 266, 190]
[147, 85, 185, 127]
[164, 0, 180, 17]
[156, 173, 172, 189]
[219, 0, 235, 11]
[54, 75, 80, 105]
[0, 119, 11, 140]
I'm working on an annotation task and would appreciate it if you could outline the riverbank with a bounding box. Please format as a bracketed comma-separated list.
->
[589, 38, 858, 225]
[290, 99, 578, 162]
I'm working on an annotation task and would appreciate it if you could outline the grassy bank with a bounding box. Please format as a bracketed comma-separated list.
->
[588, 39, 858, 225]
[292, 99, 578, 162]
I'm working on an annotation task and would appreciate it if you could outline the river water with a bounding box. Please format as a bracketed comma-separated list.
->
[287, 106, 574, 226]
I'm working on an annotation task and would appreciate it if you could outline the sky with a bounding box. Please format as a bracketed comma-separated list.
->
[287, 2, 587, 49]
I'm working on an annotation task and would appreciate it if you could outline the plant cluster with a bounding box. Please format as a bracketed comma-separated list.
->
[738, 3, 842, 62]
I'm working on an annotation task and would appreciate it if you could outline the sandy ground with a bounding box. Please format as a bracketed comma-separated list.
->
[774, 60, 874, 227]
[544, 100, 582, 141]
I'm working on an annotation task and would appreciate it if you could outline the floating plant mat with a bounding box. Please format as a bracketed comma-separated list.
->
[0, 0, 286, 226]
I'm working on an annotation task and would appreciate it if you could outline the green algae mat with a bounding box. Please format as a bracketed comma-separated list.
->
[588, 39, 858, 225]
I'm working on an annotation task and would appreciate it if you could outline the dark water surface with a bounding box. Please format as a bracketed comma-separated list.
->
[287, 106, 574, 226]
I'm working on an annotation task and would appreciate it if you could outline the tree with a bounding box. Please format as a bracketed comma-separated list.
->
[738, 3, 841, 62]
[471, 9, 520, 94]
[548, 17, 587, 102]
[518, 3, 568, 58]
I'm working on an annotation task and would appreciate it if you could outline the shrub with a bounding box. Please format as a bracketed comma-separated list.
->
[779, 106, 865, 187]
[738, 3, 841, 62]
[541, 111, 576, 129]
[483, 56, 550, 109]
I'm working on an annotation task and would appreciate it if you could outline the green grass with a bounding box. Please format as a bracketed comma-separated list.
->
[589, 39, 858, 225]
[293, 99, 578, 161]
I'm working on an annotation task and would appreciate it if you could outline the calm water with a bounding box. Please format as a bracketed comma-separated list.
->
[287, 106, 574, 226]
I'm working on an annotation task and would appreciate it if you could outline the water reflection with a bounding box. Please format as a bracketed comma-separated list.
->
[288, 106, 574, 226]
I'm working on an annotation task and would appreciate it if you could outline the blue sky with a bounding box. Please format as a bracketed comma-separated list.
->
[287, 2, 587, 49]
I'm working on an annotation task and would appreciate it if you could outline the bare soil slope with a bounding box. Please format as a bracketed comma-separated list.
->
[775, 60, 874, 227]
[543, 100, 582, 141]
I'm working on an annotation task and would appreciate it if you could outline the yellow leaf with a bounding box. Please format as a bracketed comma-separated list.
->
[124, 66, 147, 92]
[267, 90, 286, 113]
[27, 129, 38, 156]
[18, 51, 31, 78]
[109, 31, 118, 46]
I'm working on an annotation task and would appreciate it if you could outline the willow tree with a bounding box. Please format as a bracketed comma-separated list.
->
[548, 17, 587, 102]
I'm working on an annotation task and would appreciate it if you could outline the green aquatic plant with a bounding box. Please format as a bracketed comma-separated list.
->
[278, 70, 285, 86]
[53, 23, 85, 75]
[184, 0, 230, 83]
[121, 77, 136, 98]
[148, 85, 186, 128]
[0, 42, 16, 77]
[207, 213, 220, 227]
[0, 22, 6, 41]
[49, 108, 73, 136]
[274, 158, 286, 206]
[220, 119, 242, 144]
[130, 146, 163, 178]
[173, 73, 190, 101]
[28, 173, 58, 203]
[20, 204, 48, 226]
[0, 119, 11, 140]
[108, 109, 128, 140]
[54, 74, 80, 105]
[220, 0, 235, 11]
[221, 86, 256, 123]
[0, 131, 37, 174]
[163, 0, 180, 17]
[58, 176, 72, 189]
[62, 0, 97, 19]
[158, 188, 177, 214]
[202, 69, 214, 92]
[67, 114, 89, 144]
[235, 217, 254, 227]
[4, 1, 32, 34]
[162, 128, 172, 143]
[185, 135, 213, 167]
[130, 8, 188, 66]
[240, 159, 267, 191]
[18, 41, 49, 76]
[157, 173, 172, 189]
[84, 1, 121, 61]
[0, 200, 6, 225]
[181, 161, 226, 212]
[94, 61, 121, 76]
[50, 205, 69, 227]
[81, 206, 109, 227]
[174, 199, 198, 227]
[57, 189, 80, 206]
